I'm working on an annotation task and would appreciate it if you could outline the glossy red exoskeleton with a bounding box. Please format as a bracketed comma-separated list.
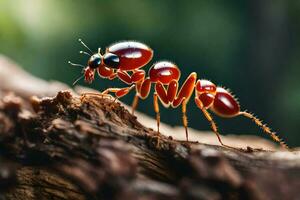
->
[69, 39, 288, 149]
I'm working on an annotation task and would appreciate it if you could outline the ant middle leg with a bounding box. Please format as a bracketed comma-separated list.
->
[181, 98, 189, 141]
[152, 92, 164, 148]
[153, 92, 161, 134]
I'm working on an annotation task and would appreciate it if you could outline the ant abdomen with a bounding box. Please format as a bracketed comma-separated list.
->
[210, 87, 240, 118]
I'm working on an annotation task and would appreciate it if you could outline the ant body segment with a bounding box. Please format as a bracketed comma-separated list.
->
[69, 39, 288, 149]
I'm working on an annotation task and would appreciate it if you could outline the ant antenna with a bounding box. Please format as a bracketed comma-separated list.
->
[78, 38, 93, 54]
[68, 61, 85, 68]
[72, 74, 85, 86]
[79, 51, 91, 56]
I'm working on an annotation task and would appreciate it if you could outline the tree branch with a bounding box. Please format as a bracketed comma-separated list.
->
[0, 55, 299, 200]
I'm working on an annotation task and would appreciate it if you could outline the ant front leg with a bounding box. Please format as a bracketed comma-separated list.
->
[94, 67, 135, 98]
[81, 85, 134, 102]
[98, 66, 117, 80]
[116, 69, 148, 114]
[80, 66, 118, 100]
[131, 76, 151, 114]
[131, 69, 146, 83]
[117, 69, 145, 85]
[101, 85, 135, 99]
[117, 70, 132, 84]
[130, 70, 147, 114]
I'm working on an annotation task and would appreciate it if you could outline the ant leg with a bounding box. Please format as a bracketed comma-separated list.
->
[102, 85, 135, 98]
[182, 97, 189, 141]
[117, 70, 132, 84]
[167, 80, 178, 103]
[80, 92, 113, 102]
[155, 82, 169, 106]
[202, 108, 224, 145]
[195, 98, 232, 148]
[152, 92, 163, 148]
[81, 86, 134, 105]
[114, 70, 145, 114]
[108, 73, 117, 80]
[131, 78, 152, 114]
[131, 70, 145, 83]
[130, 70, 146, 114]
[153, 92, 161, 134]
[238, 111, 289, 150]
[81, 85, 134, 101]
[118, 69, 146, 85]
[139, 78, 151, 98]
[97, 66, 116, 80]
[131, 94, 139, 115]
[172, 72, 197, 107]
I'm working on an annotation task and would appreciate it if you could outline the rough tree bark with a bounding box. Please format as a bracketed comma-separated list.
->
[0, 55, 299, 200]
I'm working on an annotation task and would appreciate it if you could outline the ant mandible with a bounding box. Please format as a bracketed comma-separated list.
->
[69, 39, 288, 149]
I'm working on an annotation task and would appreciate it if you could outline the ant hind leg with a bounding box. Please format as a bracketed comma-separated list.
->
[195, 98, 234, 149]
[202, 108, 236, 149]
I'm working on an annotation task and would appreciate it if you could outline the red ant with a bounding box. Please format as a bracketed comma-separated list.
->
[69, 39, 288, 149]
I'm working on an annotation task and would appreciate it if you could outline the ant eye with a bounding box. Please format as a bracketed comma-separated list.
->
[88, 54, 102, 69]
[103, 53, 120, 68]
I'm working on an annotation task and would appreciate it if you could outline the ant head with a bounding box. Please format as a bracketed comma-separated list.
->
[103, 52, 120, 69]
[88, 53, 102, 69]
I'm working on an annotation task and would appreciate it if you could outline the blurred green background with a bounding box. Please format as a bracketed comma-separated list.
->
[0, 0, 299, 146]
